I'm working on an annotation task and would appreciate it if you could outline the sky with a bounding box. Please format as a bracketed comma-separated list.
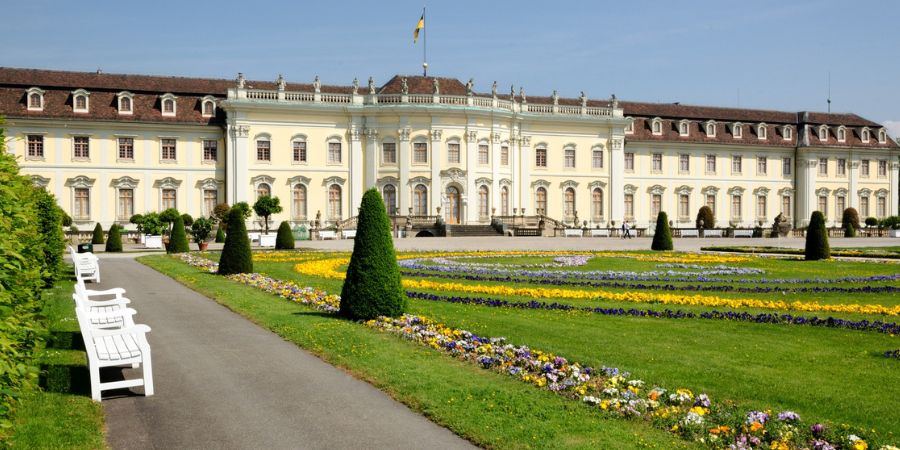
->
[6, 0, 899, 136]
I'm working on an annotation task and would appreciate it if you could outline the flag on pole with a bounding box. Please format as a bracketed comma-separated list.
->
[413, 13, 425, 43]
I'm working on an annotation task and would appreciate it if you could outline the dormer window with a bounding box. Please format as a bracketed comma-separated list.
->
[757, 123, 767, 140]
[818, 125, 828, 141]
[861, 127, 870, 143]
[624, 117, 634, 134]
[651, 118, 662, 135]
[706, 121, 716, 137]
[679, 120, 689, 136]
[72, 89, 90, 113]
[160, 93, 177, 117]
[732, 122, 743, 138]
[837, 126, 846, 142]
[117, 91, 134, 115]
[26, 87, 45, 111]
[782, 125, 792, 140]
[878, 128, 886, 143]
[201, 96, 216, 117]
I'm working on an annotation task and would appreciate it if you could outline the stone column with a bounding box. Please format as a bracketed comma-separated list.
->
[490, 131, 501, 211]
[398, 126, 411, 214]
[349, 123, 363, 213]
[227, 123, 250, 204]
[465, 129, 478, 223]
[430, 128, 442, 214]
[609, 137, 625, 224]
[510, 127, 520, 210]
[519, 135, 531, 213]
[849, 156, 859, 208]
[364, 128, 378, 190]
[891, 160, 900, 216]
[795, 153, 818, 227]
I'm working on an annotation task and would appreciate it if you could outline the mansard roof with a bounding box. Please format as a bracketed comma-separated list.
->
[379, 75, 467, 95]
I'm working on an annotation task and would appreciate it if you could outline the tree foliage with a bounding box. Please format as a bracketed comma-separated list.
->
[805, 211, 830, 260]
[695, 206, 715, 230]
[841, 207, 859, 238]
[215, 225, 226, 243]
[34, 188, 65, 284]
[339, 189, 405, 320]
[275, 221, 295, 250]
[253, 196, 283, 234]
[106, 224, 123, 252]
[218, 207, 253, 275]
[191, 217, 214, 244]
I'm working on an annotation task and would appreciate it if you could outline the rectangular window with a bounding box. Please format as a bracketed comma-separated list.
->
[757, 156, 767, 175]
[592, 149, 603, 168]
[447, 143, 460, 163]
[756, 195, 767, 219]
[381, 143, 396, 164]
[732, 155, 742, 174]
[818, 157, 828, 176]
[652, 153, 662, 172]
[328, 142, 342, 163]
[564, 149, 576, 168]
[256, 140, 270, 161]
[74, 188, 90, 219]
[117, 189, 133, 221]
[624, 152, 634, 171]
[651, 194, 662, 219]
[837, 158, 846, 176]
[27, 135, 44, 158]
[413, 142, 428, 164]
[706, 155, 716, 173]
[817, 196, 827, 216]
[679, 154, 689, 173]
[624, 194, 634, 219]
[861, 160, 870, 177]
[478, 144, 489, 165]
[731, 195, 742, 219]
[73, 136, 90, 159]
[501, 146, 509, 166]
[782, 157, 792, 176]
[161, 138, 177, 161]
[162, 189, 177, 210]
[203, 140, 218, 162]
[678, 194, 689, 218]
[293, 141, 307, 163]
[535, 148, 547, 167]
[204, 189, 218, 216]
[836, 196, 846, 218]
[877, 197, 886, 217]
[878, 160, 887, 177]
[860, 196, 869, 217]
[706, 194, 716, 215]
[118, 137, 134, 160]
[782, 196, 791, 217]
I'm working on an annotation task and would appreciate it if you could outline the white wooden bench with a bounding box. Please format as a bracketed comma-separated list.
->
[144, 235, 163, 249]
[342, 229, 357, 239]
[733, 229, 754, 238]
[247, 232, 261, 245]
[703, 229, 723, 237]
[259, 234, 276, 248]
[75, 306, 153, 402]
[563, 228, 583, 237]
[74, 280, 132, 329]
[680, 229, 700, 237]
[318, 230, 337, 240]
[70, 246, 100, 283]
[590, 229, 610, 237]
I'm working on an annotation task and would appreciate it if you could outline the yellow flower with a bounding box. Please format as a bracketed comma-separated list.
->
[689, 406, 707, 416]
[852, 440, 868, 450]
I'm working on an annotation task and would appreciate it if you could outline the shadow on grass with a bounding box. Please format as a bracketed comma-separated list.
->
[292, 310, 344, 319]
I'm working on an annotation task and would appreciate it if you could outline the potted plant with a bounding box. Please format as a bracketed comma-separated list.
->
[141, 212, 165, 249]
[130, 214, 145, 243]
[191, 217, 214, 251]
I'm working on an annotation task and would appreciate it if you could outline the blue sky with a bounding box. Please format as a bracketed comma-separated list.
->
[6, 0, 899, 135]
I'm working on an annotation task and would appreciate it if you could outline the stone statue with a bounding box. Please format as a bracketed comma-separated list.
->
[276, 74, 285, 91]
[552, 90, 559, 105]
[509, 85, 515, 100]
[466, 78, 474, 96]
[433, 78, 440, 95]
[313, 75, 321, 93]
[401, 77, 408, 95]
[491, 81, 498, 98]
[236, 72, 246, 89]
[610, 93, 619, 109]
[351, 77, 359, 94]
[368, 76, 376, 95]
[519, 87, 526, 103]
[580, 91, 587, 107]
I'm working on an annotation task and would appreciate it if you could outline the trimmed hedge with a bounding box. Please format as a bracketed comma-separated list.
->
[651, 211, 673, 251]
[218, 207, 253, 275]
[275, 221, 295, 250]
[805, 211, 830, 260]
[91, 223, 105, 245]
[842, 207, 859, 238]
[695, 206, 715, 229]
[166, 216, 190, 254]
[34, 188, 65, 285]
[339, 188, 405, 320]
[106, 224, 123, 253]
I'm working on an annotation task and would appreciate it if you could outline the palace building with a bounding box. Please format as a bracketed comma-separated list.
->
[1, 67, 897, 232]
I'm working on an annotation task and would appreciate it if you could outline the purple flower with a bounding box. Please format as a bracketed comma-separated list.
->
[777, 411, 800, 422]
[810, 423, 825, 436]
[745, 410, 769, 425]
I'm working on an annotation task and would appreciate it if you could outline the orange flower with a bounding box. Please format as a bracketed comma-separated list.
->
[750, 422, 764, 432]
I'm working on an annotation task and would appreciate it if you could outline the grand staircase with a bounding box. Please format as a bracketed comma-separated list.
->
[445, 224, 504, 237]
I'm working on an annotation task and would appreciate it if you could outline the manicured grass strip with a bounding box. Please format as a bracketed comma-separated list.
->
[702, 245, 900, 259]
[141, 255, 693, 449]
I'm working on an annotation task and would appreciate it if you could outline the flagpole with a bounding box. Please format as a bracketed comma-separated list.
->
[422, 6, 427, 77]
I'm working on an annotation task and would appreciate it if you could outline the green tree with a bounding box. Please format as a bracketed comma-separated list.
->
[805, 211, 830, 260]
[275, 221, 295, 250]
[651, 211, 673, 251]
[160, 208, 180, 235]
[141, 212, 164, 236]
[213, 202, 231, 231]
[180, 213, 194, 227]
[253, 196, 282, 234]
[91, 222, 105, 245]
[218, 207, 253, 275]
[106, 224, 123, 252]
[166, 215, 190, 254]
[695, 206, 714, 229]
[191, 217, 214, 244]
[130, 214, 145, 234]
[841, 207, 859, 238]
[34, 188, 65, 285]
[339, 188, 405, 320]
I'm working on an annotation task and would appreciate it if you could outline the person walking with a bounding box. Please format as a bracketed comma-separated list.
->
[622, 221, 632, 239]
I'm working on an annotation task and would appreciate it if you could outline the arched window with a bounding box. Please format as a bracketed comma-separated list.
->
[592, 188, 603, 221]
[383, 185, 397, 215]
[706, 122, 716, 137]
[564, 188, 576, 218]
[413, 184, 428, 215]
[652, 119, 662, 135]
[163, 99, 175, 114]
[29, 93, 42, 109]
[256, 183, 271, 199]
[479, 185, 489, 219]
[328, 185, 342, 220]
[202, 100, 215, 117]
[74, 94, 88, 112]
[861, 128, 870, 143]
[121, 96, 131, 112]
[535, 187, 547, 215]
[837, 127, 846, 142]
[500, 186, 509, 216]
[292, 184, 307, 220]
[757, 124, 767, 139]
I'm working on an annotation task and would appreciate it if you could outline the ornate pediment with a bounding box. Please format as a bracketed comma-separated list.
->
[322, 176, 346, 186]
[560, 180, 579, 190]
[112, 176, 140, 189]
[408, 176, 430, 186]
[153, 177, 182, 190]
[65, 175, 95, 188]
[31, 175, 50, 188]
[675, 185, 693, 195]
[531, 179, 550, 189]
[647, 184, 666, 195]
[196, 178, 223, 190]
[286, 175, 311, 186]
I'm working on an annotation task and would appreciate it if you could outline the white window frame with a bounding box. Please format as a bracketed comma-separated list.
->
[861, 159, 870, 177]
[591, 146, 604, 169]
[160, 93, 177, 117]
[782, 157, 792, 176]
[705, 155, 716, 174]
[535, 146, 548, 168]
[201, 95, 216, 118]
[678, 120, 689, 137]
[706, 121, 716, 137]
[837, 126, 846, 143]
[861, 127, 870, 143]
[477, 141, 490, 165]
[757, 123, 767, 140]
[73, 135, 91, 160]
[117, 91, 134, 115]
[678, 154, 689, 174]
[731, 155, 742, 174]
[291, 135, 308, 164]
[756, 156, 767, 176]
[818, 125, 828, 141]
[26, 87, 45, 111]
[651, 118, 662, 135]
[327, 137, 343, 164]
[624, 152, 634, 172]
[72, 89, 90, 113]
[413, 140, 429, 165]
[651, 153, 662, 173]
[837, 158, 846, 177]
[818, 157, 828, 176]
[447, 141, 461, 164]
[782, 125, 792, 140]
[160, 137, 177, 162]
[732, 122, 743, 139]
[117, 136, 135, 161]
[878, 129, 887, 144]
[202, 139, 218, 163]
[624, 117, 634, 134]
[564, 146, 576, 169]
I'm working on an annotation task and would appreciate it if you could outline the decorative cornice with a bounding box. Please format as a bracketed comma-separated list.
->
[560, 180, 579, 190]
[475, 177, 492, 186]
[364, 128, 378, 139]
[491, 132, 501, 144]
[66, 175, 96, 188]
[408, 176, 430, 186]
[647, 184, 666, 195]
[465, 130, 477, 143]
[623, 184, 638, 194]
[153, 177, 182, 190]
[196, 178, 223, 190]
[531, 179, 551, 189]
[727, 186, 745, 195]
[701, 186, 720, 195]
[753, 187, 770, 196]
[286, 175, 311, 186]
[250, 175, 275, 186]
[675, 185, 693, 195]
[323, 176, 347, 186]
[111, 176, 140, 189]
[588, 180, 607, 190]
[31, 175, 50, 188]
[231, 125, 250, 138]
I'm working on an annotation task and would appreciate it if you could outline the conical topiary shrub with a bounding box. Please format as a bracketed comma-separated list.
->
[841, 207, 859, 238]
[651, 211, 673, 251]
[167, 215, 190, 254]
[215, 226, 226, 243]
[92, 222, 105, 245]
[218, 207, 253, 275]
[275, 221, 295, 250]
[339, 188, 405, 320]
[106, 224, 123, 252]
[805, 211, 830, 260]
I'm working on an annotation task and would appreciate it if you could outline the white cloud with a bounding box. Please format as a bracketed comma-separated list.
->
[883, 121, 900, 139]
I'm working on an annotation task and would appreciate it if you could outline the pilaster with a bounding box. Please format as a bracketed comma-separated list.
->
[465, 129, 478, 223]
[364, 127, 378, 190]
[490, 130, 501, 211]
[349, 121, 363, 213]
[848, 156, 859, 208]
[398, 126, 411, 214]
[227, 123, 250, 204]
[430, 128, 443, 214]
[609, 136, 625, 223]
[795, 153, 818, 226]
[510, 127, 520, 211]
[891, 159, 900, 216]
[519, 135, 532, 213]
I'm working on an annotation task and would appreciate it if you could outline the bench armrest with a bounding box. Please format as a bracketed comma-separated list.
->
[91, 323, 151, 338]
[73, 293, 130, 308]
[82, 287, 126, 297]
[84, 307, 137, 321]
